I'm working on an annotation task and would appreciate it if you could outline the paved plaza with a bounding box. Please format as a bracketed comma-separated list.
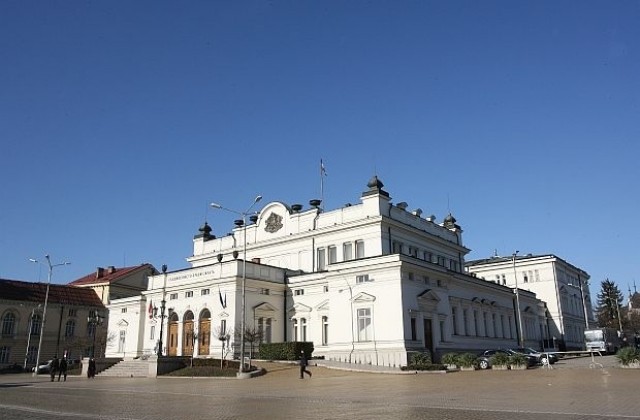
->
[0, 356, 638, 420]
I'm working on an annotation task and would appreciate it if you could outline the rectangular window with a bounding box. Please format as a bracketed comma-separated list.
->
[301, 318, 307, 341]
[535, 270, 540, 282]
[201, 288, 210, 296]
[317, 248, 326, 271]
[0, 346, 10, 363]
[407, 272, 414, 281]
[440, 320, 446, 343]
[328, 246, 337, 264]
[322, 316, 328, 345]
[357, 308, 372, 341]
[68, 309, 77, 317]
[462, 309, 468, 335]
[356, 274, 370, 283]
[185, 291, 193, 298]
[221, 320, 227, 336]
[121, 308, 127, 314]
[437, 256, 446, 266]
[323, 285, 329, 293]
[411, 317, 417, 340]
[355, 240, 365, 258]
[292, 319, 298, 341]
[451, 308, 458, 335]
[343, 243, 353, 261]
[260, 288, 270, 295]
[501, 274, 506, 285]
[170, 293, 178, 300]
[150, 325, 155, 340]
[294, 289, 304, 296]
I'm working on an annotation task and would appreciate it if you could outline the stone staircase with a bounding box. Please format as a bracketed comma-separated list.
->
[98, 359, 151, 378]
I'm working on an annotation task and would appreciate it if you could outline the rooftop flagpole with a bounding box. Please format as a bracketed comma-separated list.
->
[320, 159, 327, 210]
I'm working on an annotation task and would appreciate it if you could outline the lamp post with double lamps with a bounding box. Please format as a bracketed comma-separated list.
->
[512, 251, 525, 347]
[29, 255, 70, 376]
[156, 264, 168, 357]
[211, 195, 262, 373]
[87, 312, 105, 358]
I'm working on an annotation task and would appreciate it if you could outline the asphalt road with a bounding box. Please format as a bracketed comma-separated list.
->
[0, 356, 637, 420]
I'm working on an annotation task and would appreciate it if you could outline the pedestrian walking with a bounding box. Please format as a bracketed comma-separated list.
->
[299, 350, 312, 379]
[58, 357, 68, 381]
[50, 356, 59, 382]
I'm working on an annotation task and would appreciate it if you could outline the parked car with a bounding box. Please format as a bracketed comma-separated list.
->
[32, 360, 53, 374]
[511, 347, 558, 365]
[477, 349, 537, 370]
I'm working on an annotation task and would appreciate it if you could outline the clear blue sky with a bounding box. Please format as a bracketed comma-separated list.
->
[1, 1, 638, 301]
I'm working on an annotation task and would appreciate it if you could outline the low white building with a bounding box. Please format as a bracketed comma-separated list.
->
[107, 177, 549, 366]
[466, 253, 594, 350]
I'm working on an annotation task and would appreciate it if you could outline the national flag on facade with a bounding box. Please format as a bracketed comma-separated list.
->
[219, 287, 226, 309]
[148, 300, 153, 319]
[320, 159, 327, 177]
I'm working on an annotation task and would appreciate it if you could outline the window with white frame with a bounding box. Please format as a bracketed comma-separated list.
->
[451, 307, 458, 335]
[328, 245, 337, 264]
[322, 316, 328, 345]
[170, 293, 178, 300]
[201, 288, 210, 296]
[356, 274, 370, 283]
[323, 285, 329, 293]
[355, 240, 365, 258]
[301, 318, 307, 341]
[294, 289, 304, 296]
[317, 248, 326, 271]
[185, 291, 194, 298]
[439, 320, 446, 342]
[150, 325, 155, 340]
[265, 318, 272, 343]
[292, 319, 298, 340]
[343, 242, 353, 261]
[462, 309, 468, 335]
[357, 308, 372, 341]
[121, 307, 127, 313]
[411, 317, 417, 340]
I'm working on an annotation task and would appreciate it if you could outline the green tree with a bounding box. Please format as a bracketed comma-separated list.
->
[596, 279, 624, 330]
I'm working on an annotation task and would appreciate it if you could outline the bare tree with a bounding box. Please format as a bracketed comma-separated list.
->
[212, 326, 232, 368]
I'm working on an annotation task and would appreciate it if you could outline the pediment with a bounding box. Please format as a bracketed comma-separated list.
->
[352, 292, 376, 303]
[287, 302, 312, 314]
[253, 302, 278, 313]
[116, 319, 129, 327]
[417, 289, 440, 303]
[315, 299, 330, 312]
[218, 311, 230, 319]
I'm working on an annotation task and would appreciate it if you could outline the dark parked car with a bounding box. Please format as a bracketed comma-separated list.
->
[0, 363, 24, 374]
[511, 347, 558, 365]
[477, 349, 537, 370]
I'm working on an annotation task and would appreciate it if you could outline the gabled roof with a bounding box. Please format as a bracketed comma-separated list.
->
[68, 263, 156, 286]
[0, 278, 105, 308]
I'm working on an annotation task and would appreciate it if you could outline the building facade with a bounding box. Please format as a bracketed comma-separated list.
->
[107, 177, 548, 366]
[466, 254, 594, 350]
[0, 279, 105, 369]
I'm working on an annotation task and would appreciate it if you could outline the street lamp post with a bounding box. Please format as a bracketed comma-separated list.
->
[211, 195, 262, 373]
[157, 264, 168, 357]
[29, 255, 70, 376]
[569, 274, 590, 330]
[512, 251, 525, 348]
[87, 312, 105, 358]
[23, 306, 40, 370]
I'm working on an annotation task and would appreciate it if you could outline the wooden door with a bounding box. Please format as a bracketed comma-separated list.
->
[423, 318, 434, 355]
[199, 319, 210, 355]
[183, 320, 194, 356]
[168, 322, 178, 356]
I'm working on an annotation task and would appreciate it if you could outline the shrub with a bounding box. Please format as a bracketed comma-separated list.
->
[410, 351, 432, 367]
[490, 353, 510, 366]
[508, 353, 528, 366]
[258, 342, 314, 361]
[457, 353, 477, 368]
[401, 363, 446, 371]
[616, 347, 640, 366]
[440, 353, 459, 366]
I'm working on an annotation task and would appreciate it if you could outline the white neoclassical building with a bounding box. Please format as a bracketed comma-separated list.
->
[106, 177, 549, 366]
[466, 254, 594, 350]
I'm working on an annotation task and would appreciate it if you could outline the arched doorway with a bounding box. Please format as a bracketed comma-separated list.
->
[168, 312, 179, 356]
[199, 309, 211, 356]
[183, 311, 195, 356]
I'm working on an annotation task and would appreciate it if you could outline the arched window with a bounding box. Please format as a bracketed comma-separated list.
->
[322, 316, 328, 346]
[2, 312, 16, 336]
[65, 320, 76, 337]
[30, 314, 42, 336]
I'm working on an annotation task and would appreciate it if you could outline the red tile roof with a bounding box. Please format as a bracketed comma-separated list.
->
[68, 263, 156, 286]
[0, 278, 105, 308]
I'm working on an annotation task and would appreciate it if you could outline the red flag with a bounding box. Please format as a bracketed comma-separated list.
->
[148, 300, 153, 319]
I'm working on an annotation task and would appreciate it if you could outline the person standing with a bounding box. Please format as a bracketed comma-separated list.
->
[58, 357, 68, 382]
[88, 358, 96, 378]
[49, 356, 59, 382]
[299, 350, 312, 379]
